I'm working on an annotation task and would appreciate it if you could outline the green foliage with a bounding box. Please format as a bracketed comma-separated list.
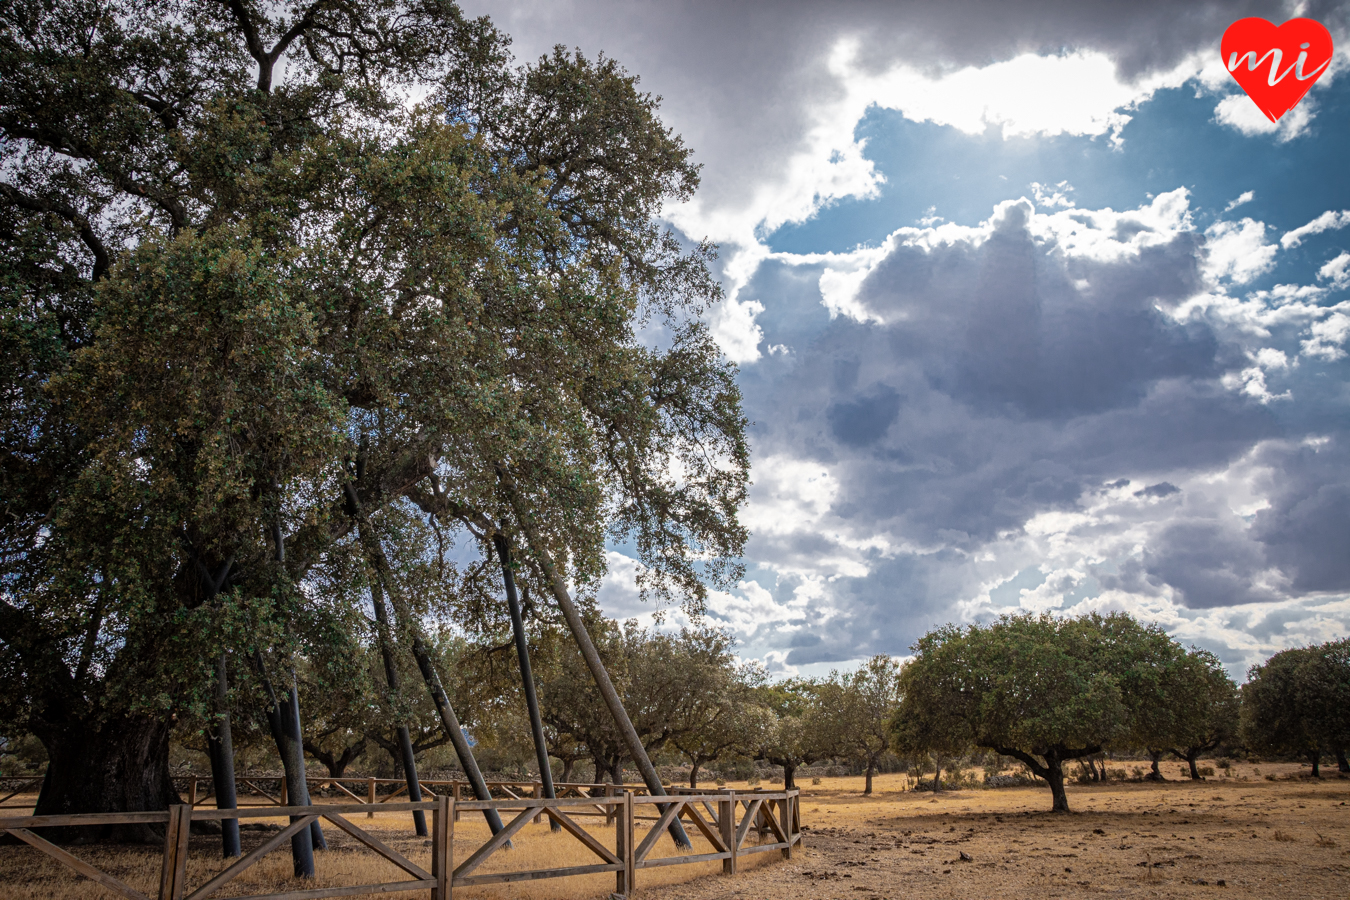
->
[1242, 640, 1350, 765]
[816, 655, 901, 793]
[530, 620, 751, 782]
[890, 612, 1191, 811]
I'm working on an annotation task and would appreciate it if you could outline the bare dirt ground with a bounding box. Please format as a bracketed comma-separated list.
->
[675, 764, 1350, 900]
[2, 763, 1348, 899]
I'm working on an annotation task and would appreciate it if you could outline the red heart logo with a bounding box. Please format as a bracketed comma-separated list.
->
[1221, 17, 1334, 122]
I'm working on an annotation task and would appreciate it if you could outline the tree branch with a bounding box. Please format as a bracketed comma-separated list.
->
[222, 0, 330, 92]
[0, 183, 110, 280]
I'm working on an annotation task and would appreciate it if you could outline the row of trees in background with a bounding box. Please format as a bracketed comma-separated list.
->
[890, 613, 1350, 812]
[6, 609, 1317, 821]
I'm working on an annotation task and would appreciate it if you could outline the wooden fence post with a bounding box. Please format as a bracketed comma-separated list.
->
[605, 782, 616, 825]
[157, 804, 191, 900]
[452, 783, 461, 822]
[615, 790, 635, 897]
[368, 777, 376, 819]
[719, 793, 736, 875]
[532, 782, 542, 825]
[279, 776, 288, 807]
[780, 797, 792, 859]
[188, 777, 197, 807]
[432, 794, 452, 900]
[158, 804, 179, 900]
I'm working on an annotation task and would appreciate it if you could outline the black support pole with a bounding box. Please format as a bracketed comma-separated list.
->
[206, 654, 241, 858]
[493, 532, 559, 831]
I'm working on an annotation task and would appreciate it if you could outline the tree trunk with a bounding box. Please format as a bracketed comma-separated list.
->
[1310, 750, 1321, 778]
[493, 532, 558, 831]
[690, 762, 700, 789]
[560, 757, 575, 783]
[1187, 753, 1200, 780]
[1046, 757, 1069, 812]
[1147, 750, 1164, 781]
[1337, 750, 1349, 774]
[864, 759, 875, 795]
[303, 738, 366, 779]
[406, 631, 506, 836]
[501, 473, 691, 848]
[933, 756, 942, 793]
[206, 655, 241, 858]
[994, 745, 1077, 813]
[32, 714, 179, 843]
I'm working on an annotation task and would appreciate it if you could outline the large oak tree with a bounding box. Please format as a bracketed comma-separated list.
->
[0, 0, 747, 855]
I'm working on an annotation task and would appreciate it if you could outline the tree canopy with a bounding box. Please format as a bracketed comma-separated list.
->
[1242, 640, 1350, 777]
[890, 613, 1194, 812]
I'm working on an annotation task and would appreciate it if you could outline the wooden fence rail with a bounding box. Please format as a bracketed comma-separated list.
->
[0, 777, 44, 809]
[0, 789, 801, 900]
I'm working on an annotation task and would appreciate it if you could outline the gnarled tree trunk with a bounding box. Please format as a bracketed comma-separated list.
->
[32, 714, 179, 844]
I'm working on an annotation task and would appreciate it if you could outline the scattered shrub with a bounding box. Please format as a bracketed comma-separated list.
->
[1273, 830, 1295, 842]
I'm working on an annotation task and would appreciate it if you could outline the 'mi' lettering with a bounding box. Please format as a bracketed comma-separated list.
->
[1228, 42, 1330, 86]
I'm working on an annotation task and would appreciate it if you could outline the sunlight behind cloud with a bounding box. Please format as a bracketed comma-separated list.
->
[836, 46, 1200, 144]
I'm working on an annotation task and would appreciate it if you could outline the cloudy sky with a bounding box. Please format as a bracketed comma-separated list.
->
[462, 0, 1350, 679]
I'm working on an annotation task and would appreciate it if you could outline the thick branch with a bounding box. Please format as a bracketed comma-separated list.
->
[222, 0, 329, 93]
[0, 183, 110, 280]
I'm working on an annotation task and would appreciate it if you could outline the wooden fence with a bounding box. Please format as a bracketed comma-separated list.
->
[0, 786, 801, 900]
[144, 777, 761, 826]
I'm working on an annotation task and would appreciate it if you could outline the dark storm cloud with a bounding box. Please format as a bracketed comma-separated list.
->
[1251, 437, 1350, 593]
[1142, 519, 1281, 607]
[856, 203, 1217, 420]
[827, 384, 902, 446]
[459, 0, 1308, 217]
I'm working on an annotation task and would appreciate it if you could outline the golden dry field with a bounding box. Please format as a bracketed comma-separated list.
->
[3, 763, 1348, 900]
